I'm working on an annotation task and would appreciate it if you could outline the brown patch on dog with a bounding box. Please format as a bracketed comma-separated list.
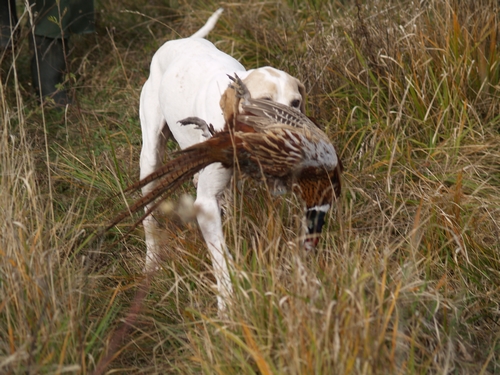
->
[243, 71, 278, 98]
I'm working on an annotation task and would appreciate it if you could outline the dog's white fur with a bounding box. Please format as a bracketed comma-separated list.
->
[139, 9, 306, 312]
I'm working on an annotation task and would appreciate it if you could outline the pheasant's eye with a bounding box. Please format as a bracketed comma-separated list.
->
[291, 99, 301, 108]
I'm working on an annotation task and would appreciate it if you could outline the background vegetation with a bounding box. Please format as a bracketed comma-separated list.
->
[1, 0, 499, 373]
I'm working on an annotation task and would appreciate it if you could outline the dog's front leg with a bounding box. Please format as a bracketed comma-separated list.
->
[194, 163, 233, 314]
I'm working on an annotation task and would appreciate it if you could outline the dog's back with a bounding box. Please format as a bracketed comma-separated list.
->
[141, 8, 245, 150]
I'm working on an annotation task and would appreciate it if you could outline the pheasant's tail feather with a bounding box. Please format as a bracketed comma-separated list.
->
[104, 170, 190, 232]
[105, 145, 216, 231]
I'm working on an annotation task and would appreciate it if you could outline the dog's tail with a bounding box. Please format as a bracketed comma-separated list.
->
[106, 134, 233, 231]
[190, 8, 224, 38]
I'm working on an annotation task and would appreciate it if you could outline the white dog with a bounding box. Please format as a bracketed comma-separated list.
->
[139, 9, 306, 312]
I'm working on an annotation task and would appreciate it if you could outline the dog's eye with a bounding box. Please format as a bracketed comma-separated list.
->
[262, 97, 272, 101]
[291, 99, 301, 108]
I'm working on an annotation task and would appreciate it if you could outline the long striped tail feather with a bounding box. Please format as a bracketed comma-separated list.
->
[105, 145, 216, 232]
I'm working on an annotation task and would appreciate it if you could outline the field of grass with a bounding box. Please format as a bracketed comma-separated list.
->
[1, 0, 500, 373]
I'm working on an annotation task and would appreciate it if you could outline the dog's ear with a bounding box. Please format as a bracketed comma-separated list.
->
[219, 85, 238, 124]
[296, 79, 307, 114]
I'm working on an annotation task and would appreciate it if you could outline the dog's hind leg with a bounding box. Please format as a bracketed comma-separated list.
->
[139, 80, 171, 271]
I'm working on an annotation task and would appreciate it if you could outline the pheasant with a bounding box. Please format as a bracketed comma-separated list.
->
[107, 75, 342, 249]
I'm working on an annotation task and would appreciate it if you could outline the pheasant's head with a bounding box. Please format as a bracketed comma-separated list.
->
[300, 162, 342, 251]
[304, 204, 330, 250]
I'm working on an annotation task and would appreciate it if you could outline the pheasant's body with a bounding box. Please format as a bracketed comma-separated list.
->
[108, 77, 341, 248]
[231, 124, 339, 203]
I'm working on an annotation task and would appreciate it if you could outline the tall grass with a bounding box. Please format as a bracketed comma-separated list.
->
[1, 0, 499, 373]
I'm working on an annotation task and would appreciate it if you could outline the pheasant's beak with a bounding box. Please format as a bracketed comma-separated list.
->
[304, 205, 329, 250]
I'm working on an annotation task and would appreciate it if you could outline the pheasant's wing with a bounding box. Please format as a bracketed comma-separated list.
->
[237, 127, 337, 179]
[237, 129, 302, 177]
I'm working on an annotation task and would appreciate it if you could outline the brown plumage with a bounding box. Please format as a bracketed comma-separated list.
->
[107, 76, 342, 246]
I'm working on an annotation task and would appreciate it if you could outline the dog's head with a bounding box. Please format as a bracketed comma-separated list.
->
[220, 67, 306, 124]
